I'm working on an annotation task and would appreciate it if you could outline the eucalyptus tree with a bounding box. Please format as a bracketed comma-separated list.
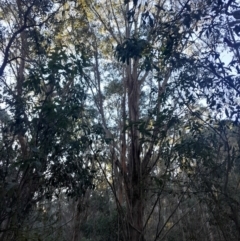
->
[172, 1, 240, 238]
[1, 0, 239, 240]
[70, 0, 230, 240]
[0, 1, 94, 240]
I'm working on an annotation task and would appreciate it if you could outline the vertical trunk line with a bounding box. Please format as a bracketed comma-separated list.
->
[125, 54, 145, 240]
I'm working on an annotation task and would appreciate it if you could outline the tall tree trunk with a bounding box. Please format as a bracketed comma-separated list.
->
[125, 59, 146, 241]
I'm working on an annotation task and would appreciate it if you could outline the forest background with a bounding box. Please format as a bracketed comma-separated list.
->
[0, 0, 240, 240]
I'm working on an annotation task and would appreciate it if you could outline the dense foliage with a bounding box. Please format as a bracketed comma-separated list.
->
[0, 0, 240, 241]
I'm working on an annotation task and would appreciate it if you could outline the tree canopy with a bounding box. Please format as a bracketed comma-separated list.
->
[0, 0, 240, 241]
